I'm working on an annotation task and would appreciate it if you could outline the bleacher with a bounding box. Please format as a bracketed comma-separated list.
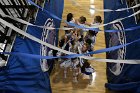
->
[0, 0, 46, 66]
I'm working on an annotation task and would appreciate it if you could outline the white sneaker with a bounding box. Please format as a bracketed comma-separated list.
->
[64, 75, 67, 78]
[0, 60, 6, 67]
[89, 79, 93, 85]
[73, 78, 78, 83]
[89, 72, 96, 86]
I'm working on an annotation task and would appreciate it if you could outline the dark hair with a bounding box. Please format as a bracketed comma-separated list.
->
[71, 58, 77, 61]
[79, 16, 86, 24]
[67, 13, 73, 22]
[59, 38, 65, 47]
[81, 60, 90, 73]
[89, 30, 97, 36]
[95, 16, 102, 23]
[83, 60, 90, 68]
[52, 50, 58, 56]
[78, 37, 83, 42]
[85, 38, 92, 45]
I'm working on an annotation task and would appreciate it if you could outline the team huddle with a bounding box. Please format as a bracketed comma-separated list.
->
[49, 13, 102, 85]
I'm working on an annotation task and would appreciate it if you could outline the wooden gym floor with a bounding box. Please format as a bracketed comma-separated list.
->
[50, 0, 108, 93]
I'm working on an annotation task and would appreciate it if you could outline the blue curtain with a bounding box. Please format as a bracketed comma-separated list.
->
[0, 0, 64, 93]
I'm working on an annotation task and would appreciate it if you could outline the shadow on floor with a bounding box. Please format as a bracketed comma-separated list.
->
[50, 61, 90, 89]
